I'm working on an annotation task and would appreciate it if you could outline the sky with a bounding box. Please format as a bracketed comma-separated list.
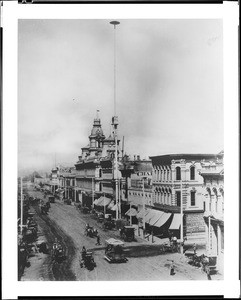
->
[18, 19, 223, 174]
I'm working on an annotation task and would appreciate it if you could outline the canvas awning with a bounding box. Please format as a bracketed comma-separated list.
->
[153, 212, 172, 228]
[93, 199, 99, 205]
[111, 204, 117, 211]
[107, 201, 115, 209]
[95, 196, 111, 207]
[136, 208, 150, 219]
[125, 208, 138, 217]
[144, 209, 163, 225]
[169, 213, 181, 230]
[148, 210, 165, 226]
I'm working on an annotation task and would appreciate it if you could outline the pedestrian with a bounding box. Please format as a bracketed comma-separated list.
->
[81, 246, 87, 259]
[170, 260, 175, 276]
[193, 243, 197, 255]
[96, 234, 101, 245]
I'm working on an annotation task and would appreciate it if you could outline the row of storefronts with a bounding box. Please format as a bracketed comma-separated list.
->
[47, 114, 224, 261]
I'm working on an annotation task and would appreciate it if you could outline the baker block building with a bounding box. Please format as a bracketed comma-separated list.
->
[150, 152, 224, 246]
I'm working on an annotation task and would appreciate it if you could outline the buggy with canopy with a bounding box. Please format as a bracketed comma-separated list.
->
[104, 238, 128, 263]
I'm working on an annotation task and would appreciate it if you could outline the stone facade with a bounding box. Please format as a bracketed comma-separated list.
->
[150, 153, 223, 244]
[200, 154, 224, 270]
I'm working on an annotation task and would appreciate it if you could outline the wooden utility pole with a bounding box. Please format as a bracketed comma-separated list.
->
[20, 177, 23, 236]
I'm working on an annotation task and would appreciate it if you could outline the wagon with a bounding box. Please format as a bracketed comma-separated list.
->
[104, 238, 128, 263]
[80, 251, 96, 270]
[40, 204, 49, 215]
[160, 240, 179, 253]
[52, 243, 65, 263]
[85, 226, 98, 238]
[64, 198, 71, 205]
[120, 226, 135, 242]
[200, 255, 217, 275]
[48, 196, 55, 203]
[82, 206, 90, 214]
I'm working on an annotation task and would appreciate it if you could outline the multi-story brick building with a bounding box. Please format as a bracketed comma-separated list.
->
[200, 154, 224, 269]
[149, 152, 223, 245]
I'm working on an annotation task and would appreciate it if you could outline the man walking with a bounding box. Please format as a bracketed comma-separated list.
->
[96, 234, 101, 245]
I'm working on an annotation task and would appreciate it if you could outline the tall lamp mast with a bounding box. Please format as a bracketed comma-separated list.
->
[110, 20, 120, 220]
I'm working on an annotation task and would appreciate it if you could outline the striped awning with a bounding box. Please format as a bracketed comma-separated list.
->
[125, 208, 138, 217]
[169, 214, 181, 230]
[149, 210, 165, 226]
[153, 212, 172, 228]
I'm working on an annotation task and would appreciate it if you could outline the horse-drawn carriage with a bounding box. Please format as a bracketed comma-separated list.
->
[85, 224, 98, 238]
[24, 226, 38, 243]
[40, 203, 49, 214]
[64, 198, 71, 205]
[96, 212, 104, 223]
[48, 195, 55, 203]
[102, 214, 115, 230]
[120, 226, 135, 242]
[103, 219, 115, 230]
[187, 253, 217, 276]
[104, 238, 128, 263]
[80, 206, 90, 214]
[52, 241, 65, 263]
[160, 238, 179, 253]
[80, 250, 96, 270]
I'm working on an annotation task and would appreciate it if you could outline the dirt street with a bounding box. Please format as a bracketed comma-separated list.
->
[20, 186, 214, 281]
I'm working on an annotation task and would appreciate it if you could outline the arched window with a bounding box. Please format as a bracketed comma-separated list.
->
[176, 167, 181, 180]
[213, 188, 218, 213]
[190, 166, 195, 180]
[207, 188, 212, 211]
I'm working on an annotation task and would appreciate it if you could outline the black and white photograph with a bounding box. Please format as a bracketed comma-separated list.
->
[17, 17, 224, 282]
[2, 2, 239, 298]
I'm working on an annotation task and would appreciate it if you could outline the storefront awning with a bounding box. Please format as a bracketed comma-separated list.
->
[125, 208, 138, 217]
[148, 210, 165, 226]
[136, 208, 150, 219]
[93, 199, 99, 205]
[95, 196, 111, 207]
[169, 213, 181, 230]
[153, 212, 172, 228]
[107, 201, 115, 209]
[111, 204, 117, 211]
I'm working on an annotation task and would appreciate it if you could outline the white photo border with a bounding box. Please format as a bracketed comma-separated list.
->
[2, 2, 239, 299]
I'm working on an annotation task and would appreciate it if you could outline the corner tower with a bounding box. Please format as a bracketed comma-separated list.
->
[88, 110, 105, 158]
